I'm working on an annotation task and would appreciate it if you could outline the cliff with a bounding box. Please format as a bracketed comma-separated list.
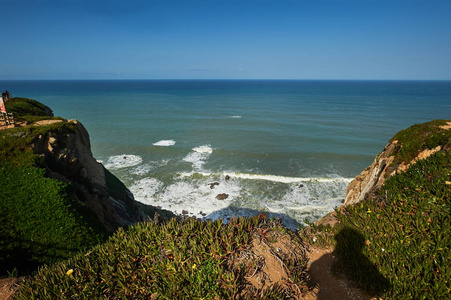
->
[29, 119, 164, 231]
[304, 119, 451, 298]
[344, 119, 451, 206]
[1, 98, 174, 276]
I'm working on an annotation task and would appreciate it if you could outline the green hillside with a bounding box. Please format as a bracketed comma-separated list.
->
[306, 120, 451, 299]
[0, 111, 109, 276]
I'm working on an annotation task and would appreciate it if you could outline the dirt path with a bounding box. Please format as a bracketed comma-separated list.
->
[0, 277, 25, 300]
[302, 245, 375, 300]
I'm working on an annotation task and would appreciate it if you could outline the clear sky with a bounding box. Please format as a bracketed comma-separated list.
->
[1, 0, 450, 80]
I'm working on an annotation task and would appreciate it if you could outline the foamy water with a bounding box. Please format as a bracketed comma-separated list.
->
[123, 153, 352, 229]
[104, 155, 143, 169]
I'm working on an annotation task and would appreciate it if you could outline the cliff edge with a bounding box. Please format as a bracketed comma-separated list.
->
[29, 119, 158, 231]
[344, 120, 451, 206]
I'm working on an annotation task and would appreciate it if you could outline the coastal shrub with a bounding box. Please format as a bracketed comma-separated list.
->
[15, 215, 309, 299]
[333, 149, 451, 298]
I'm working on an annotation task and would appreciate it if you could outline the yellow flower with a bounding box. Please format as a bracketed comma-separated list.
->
[192, 264, 197, 269]
[367, 209, 372, 213]
[66, 269, 74, 276]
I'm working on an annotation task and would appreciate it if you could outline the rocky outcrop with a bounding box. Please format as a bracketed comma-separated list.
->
[30, 119, 174, 231]
[344, 120, 451, 207]
[343, 140, 398, 206]
[344, 141, 446, 206]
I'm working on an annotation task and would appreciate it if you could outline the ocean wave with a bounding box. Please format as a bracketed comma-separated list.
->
[104, 154, 143, 169]
[179, 171, 353, 183]
[183, 145, 214, 170]
[153, 139, 176, 146]
[227, 115, 242, 119]
[128, 169, 349, 228]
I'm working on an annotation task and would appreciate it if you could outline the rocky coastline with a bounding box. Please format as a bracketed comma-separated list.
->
[2, 97, 450, 299]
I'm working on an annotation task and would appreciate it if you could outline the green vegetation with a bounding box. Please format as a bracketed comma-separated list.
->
[389, 119, 451, 165]
[304, 122, 451, 299]
[5, 97, 59, 124]
[15, 215, 309, 299]
[1, 98, 109, 276]
[0, 164, 108, 276]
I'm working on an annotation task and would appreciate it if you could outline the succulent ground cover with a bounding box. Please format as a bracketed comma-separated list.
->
[14, 214, 309, 299]
[0, 123, 109, 277]
[1, 98, 109, 276]
[302, 122, 451, 299]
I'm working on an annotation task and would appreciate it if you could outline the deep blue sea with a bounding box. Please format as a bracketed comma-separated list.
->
[3, 80, 451, 228]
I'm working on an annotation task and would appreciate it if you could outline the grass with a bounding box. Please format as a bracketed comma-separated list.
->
[14, 215, 309, 299]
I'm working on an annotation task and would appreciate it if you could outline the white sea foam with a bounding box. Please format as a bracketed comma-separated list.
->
[130, 164, 154, 175]
[129, 159, 169, 175]
[129, 168, 350, 228]
[132, 175, 241, 217]
[183, 145, 214, 170]
[153, 139, 176, 146]
[130, 178, 164, 205]
[174, 172, 350, 228]
[104, 154, 143, 169]
[179, 171, 352, 184]
[227, 115, 242, 119]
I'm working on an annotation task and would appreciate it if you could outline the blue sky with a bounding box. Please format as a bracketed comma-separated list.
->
[1, 0, 450, 80]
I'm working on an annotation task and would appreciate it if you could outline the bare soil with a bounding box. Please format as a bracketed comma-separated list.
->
[301, 245, 375, 300]
[0, 277, 26, 300]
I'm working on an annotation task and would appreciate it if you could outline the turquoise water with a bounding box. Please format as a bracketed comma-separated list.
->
[3, 80, 451, 228]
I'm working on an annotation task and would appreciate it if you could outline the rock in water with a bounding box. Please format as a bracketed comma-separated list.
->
[209, 182, 219, 189]
[216, 193, 229, 200]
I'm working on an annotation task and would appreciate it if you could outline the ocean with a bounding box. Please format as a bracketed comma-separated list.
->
[3, 80, 451, 229]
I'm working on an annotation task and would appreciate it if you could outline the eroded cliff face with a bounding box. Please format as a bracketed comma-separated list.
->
[343, 141, 397, 206]
[344, 121, 451, 207]
[30, 119, 172, 231]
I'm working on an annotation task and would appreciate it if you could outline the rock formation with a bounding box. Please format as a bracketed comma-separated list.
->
[344, 120, 451, 207]
[30, 119, 174, 231]
[343, 140, 397, 206]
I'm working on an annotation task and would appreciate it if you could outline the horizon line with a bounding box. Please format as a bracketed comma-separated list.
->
[1, 78, 451, 82]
